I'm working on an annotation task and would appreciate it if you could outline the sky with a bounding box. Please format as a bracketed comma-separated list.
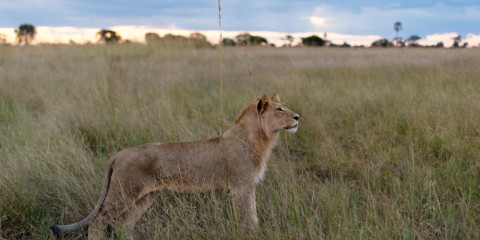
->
[0, 0, 479, 46]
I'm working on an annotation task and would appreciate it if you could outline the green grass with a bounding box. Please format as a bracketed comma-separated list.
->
[1, 44, 479, 239]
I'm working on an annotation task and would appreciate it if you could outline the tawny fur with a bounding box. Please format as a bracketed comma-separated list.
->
[51, 93, 299, 239]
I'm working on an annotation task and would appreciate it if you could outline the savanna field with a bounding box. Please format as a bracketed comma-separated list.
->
[0, 44, 479, 239]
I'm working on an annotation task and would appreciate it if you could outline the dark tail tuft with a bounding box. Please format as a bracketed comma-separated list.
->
[51, 225, 62, 236]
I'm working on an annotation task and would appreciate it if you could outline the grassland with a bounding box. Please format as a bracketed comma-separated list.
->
[0, 44, 479, 239]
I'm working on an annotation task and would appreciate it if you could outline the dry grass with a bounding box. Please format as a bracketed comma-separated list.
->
[0, 44, 479, 239]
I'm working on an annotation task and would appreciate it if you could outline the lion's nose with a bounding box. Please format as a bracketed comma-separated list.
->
[293, 115, 299, 121]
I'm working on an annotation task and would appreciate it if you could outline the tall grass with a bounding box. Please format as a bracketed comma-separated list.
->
[0, 44, 479, 239]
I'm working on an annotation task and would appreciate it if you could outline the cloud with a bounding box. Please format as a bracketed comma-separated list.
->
[308, 3, 480, 38]
[309, 16, 327, 28]
[0, 28, 16, 42]
[417, 32, 480, 47]
[36, 26, 99, 43]
[465, 33, 480, 47]
[419, 32, 458, 46]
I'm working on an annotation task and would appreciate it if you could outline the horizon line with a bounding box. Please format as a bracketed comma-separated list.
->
[1, 25, 480, 47]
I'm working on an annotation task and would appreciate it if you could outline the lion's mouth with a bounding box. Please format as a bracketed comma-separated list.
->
[285, 124, 298, 130]
[285, 123, 298, 133]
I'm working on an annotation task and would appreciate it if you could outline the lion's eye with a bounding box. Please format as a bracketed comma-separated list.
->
[276, 108, 284, 112]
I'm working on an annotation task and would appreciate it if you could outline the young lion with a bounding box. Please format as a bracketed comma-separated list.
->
[51, 93, 299, 239]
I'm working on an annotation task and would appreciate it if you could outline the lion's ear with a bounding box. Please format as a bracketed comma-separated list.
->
[257, 94, 271, 113]
[272, 93, 281, 102]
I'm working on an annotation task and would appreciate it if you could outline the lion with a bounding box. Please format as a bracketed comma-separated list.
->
[51, 93, 299, 239]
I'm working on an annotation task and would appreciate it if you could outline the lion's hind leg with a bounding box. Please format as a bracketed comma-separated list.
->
[87, 178, 139, 240]
[114, 192, 157, 239]
[87, 193, 128, 240]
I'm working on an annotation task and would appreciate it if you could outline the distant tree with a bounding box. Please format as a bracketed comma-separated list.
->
[161, 34, 188, 46]
[234, 33, 267, 45]
[407, 35, 421, 42]
[163, 33, 177, 40]
[189, 32, 206, 40]
[97, 29, 121, 43]
[394, 21, 402, 47]
[329, 42, 351, 48]
[145, 32, 160, 43]
[301, 35, 327, 46]
[188, 32, 210, 48]
[452, 35, 462, 48]
[406, 35, 421, 47]
[15, 24, 36, 45]
[371, 38, 394, 47]
[222, 38, 236, 46]
[235, 33, 250, 45]
[151, 33, 210, 48]
[163, 34, 188, 41]
[249, 35, 267, 45]
[283, 34, 294, 47]
[341, 42, 351, 48]
[436, 42, 444, 48]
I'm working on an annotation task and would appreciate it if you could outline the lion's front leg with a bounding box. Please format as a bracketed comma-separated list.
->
[229, 185, 258, 234]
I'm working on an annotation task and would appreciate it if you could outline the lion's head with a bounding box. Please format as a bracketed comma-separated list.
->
[235, 93, 299, 136]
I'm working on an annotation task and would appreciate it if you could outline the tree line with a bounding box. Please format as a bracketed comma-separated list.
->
[371, 21, 467, 48]
[4, 23, 472, 48]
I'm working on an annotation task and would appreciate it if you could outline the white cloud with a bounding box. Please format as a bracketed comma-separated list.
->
[417, 32, 480, 47]
[309, 16, 327, 28]
[465, 33, 480, 47]
[419, 32, 458, 46]
[36, 26, 99, 44]
[0, 28, 16, 42]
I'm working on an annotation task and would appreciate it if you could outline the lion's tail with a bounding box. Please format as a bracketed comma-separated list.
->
[51, 158, 116, 236]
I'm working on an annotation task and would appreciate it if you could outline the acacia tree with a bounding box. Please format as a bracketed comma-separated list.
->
[234, 33, 267, 46]
[15, 24, 36, 45]
[406, 35, 421, 47]
[301, 35, 327, 46]
[452, 35, 462, 48]
[222, 38, 236, 46]
[235, 33, 250, 45]
[249, 35, 267, 45]
[189, 32, 206, 40]
[145, 32, 160, 43]
[283, 34, 294, 47]
[394, 21, 402, 47]
[188, 32, 210, 48]
[97, 29, 121, 43]
[371, 38, 394, 47]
